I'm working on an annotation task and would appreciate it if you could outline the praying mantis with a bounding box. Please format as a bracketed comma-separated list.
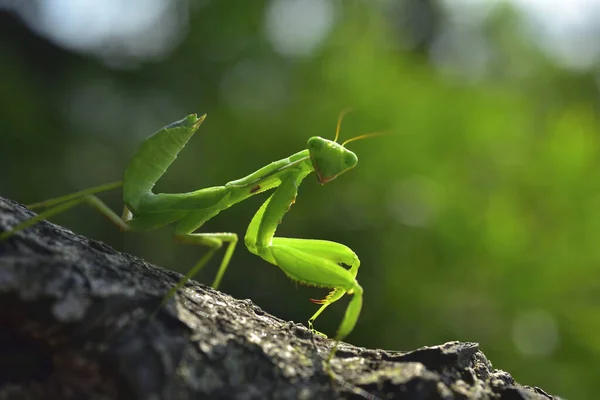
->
[0, 112, 382, 344]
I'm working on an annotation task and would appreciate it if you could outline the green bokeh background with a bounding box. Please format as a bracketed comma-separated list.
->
[1, 2, 598, 398]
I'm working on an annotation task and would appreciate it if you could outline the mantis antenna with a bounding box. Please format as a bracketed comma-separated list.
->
[333, 108, 354, 143]
[342, 131, 389, 147]
[333, 108, 388, 146]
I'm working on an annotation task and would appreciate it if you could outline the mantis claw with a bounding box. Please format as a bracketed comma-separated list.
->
[308, 319, 328, 338]
[311, 329, 328, 338]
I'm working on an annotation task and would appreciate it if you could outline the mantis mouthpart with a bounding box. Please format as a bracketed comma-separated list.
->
[1, 112, 379, 347]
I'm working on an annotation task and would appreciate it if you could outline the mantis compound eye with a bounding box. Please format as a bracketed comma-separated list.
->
[307, 136, 324, 150]
[344, 152, 358, 168]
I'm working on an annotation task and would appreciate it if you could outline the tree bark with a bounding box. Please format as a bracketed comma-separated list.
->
[0, 196, 561, 400]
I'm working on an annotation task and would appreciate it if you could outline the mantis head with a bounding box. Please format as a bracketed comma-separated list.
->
[307, 110, 387, 184]
[307, 137, 358, 184]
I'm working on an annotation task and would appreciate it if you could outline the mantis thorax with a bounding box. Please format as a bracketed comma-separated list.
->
[307, 137, 358, 184]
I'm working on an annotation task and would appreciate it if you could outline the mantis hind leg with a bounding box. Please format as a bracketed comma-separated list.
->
[0, 184, 128, 241]
[25, 181, 122, 210]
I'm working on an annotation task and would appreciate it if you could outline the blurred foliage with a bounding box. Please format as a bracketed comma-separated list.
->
[1, 1, 598, 398]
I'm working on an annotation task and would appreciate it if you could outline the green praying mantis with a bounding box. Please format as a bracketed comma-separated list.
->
[0, 112, 382, 344]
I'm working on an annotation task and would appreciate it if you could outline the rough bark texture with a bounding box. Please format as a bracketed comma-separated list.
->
[0, 196, 561, 400]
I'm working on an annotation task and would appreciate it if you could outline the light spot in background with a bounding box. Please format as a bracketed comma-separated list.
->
[3, 0, 598, 70]
[509, 0, 600, 70]
[386, 176, 444, 227]
[429, 24, 491, 83]
[433, 1, 507, 82]
[512, 309, 559, 357]
[440, 0, 499, 25]
[219, 58, 289, 114]
[3, 0, 189, 66]
[264, 0, 336, 58]
[440, 0, 600, 71]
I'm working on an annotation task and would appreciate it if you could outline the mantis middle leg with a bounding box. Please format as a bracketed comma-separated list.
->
[127, 195, 240, 298]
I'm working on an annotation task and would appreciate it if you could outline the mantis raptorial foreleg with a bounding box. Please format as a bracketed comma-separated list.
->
[245, 176, 363, 339]
[0, 112, 382, 346]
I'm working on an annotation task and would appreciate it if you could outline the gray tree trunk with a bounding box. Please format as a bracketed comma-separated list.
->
[0, 196, 560, 400]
